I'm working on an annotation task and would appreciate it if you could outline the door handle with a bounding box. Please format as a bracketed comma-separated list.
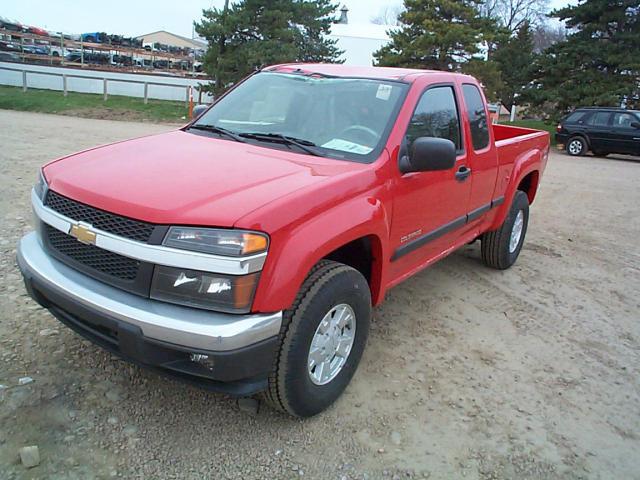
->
[455, 166, 471, 182]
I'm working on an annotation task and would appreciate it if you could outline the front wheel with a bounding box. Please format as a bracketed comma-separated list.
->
[481, 190, 530, 270]
[262, 260, 371, 417]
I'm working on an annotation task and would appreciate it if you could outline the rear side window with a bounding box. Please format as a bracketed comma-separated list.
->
[612, 112, 637, 128]
[406, 86, 462, 151]
[462, 84, 490, 150]
[589, 112, 611, 126]
[565, 111, 588, 123]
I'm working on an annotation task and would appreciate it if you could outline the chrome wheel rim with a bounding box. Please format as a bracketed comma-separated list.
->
[568, 140, 582, 155]
[509, 210, 524, 253]
[307, 304, 356, 386]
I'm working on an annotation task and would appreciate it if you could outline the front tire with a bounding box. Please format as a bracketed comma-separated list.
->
[481, 190, 530, 270]
[263, 260, 371, 417]
[566, 136, 587, 156]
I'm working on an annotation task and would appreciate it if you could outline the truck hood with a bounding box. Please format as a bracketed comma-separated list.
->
[43, 130, 365, 228]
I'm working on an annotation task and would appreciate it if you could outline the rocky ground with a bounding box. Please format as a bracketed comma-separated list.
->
[1, 110, 639, 480]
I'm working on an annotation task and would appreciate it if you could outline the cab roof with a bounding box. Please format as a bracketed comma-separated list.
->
[265, 63, 446, 82]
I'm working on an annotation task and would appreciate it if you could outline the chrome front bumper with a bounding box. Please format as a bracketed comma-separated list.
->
[17, 232, 282, 352]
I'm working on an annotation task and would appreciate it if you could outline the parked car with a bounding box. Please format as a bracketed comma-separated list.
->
[0, 51, 20, 62]
[25, 25, 49, 37]
[556, 107, 640, 157]
[22, 44, 49, 55]
[0, 40, 20, 53]
[80, 32, 108, 43]
[17, 65, 549, 417]
[0, 17, 22, 32]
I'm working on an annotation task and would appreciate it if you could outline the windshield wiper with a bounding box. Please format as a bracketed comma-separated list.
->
[187, 124, 246, 143]
[238, 132, 322, 156]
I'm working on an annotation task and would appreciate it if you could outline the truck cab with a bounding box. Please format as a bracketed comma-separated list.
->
[18, 64, 549, 417]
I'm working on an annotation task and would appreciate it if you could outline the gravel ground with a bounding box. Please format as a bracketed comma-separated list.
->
[1, 110, 639, 480]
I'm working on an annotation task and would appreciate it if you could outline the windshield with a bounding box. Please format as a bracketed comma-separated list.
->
[192, 72, 408, 162]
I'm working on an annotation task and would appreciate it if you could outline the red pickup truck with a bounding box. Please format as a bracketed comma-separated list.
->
[18, 64, 549, 417]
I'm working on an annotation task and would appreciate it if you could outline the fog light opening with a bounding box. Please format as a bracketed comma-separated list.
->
[190, 353, 215, 370]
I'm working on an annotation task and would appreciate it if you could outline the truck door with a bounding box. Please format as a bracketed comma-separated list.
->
[389, 84, 472, 276]
[460, 83, 498, 220]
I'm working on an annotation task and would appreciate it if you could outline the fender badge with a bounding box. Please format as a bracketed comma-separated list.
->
[70, 222, 97, 245]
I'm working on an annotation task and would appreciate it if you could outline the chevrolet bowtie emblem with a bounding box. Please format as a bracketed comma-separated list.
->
[69, 222, 97, 245]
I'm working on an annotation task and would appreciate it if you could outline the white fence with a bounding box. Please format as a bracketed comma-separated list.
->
[0, 62, 213, 103]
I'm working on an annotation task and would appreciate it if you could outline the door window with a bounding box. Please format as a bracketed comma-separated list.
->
[589, 112, 611, 126]
[462, 84, 490, 150]
[612, 112, 636, 128]
[406, 86, 462, 151]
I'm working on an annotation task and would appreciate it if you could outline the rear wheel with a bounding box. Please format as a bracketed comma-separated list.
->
[262, 260, 371, 417]
[481, 190, 529, 270]
[566, 137, 587, 156]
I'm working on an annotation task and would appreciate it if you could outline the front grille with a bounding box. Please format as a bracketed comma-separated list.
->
[45, 190, 155, 243]
[46, 225, 140, 281]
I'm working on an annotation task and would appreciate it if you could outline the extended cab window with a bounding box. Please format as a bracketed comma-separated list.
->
[406, 86, 462, 150]
[462, 84, 489, 150]
[612, 112, 637, 128]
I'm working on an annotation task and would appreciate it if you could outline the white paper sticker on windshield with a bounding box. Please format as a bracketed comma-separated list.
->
[322, 138, 373, 155]
[376, 84, 392, 101]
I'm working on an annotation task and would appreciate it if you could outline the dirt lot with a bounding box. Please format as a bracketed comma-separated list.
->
[1, 110, 639, 480]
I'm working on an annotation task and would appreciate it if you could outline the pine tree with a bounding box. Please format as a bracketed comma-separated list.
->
[195, 0, 342, 94]
[529, 0, 639, 116]
[492, 22, 536, 111]
[373, 0, 496, 71]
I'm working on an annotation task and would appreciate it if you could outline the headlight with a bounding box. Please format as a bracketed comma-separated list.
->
[150, 266, 259, 313]
[34, 169, 48, 201]
[163, 227, 268, 257]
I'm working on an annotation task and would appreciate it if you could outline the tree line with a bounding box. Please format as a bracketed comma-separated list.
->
[196, 0, 640, 120]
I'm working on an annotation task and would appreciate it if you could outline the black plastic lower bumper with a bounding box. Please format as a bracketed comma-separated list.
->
[21, 270, 278, 397]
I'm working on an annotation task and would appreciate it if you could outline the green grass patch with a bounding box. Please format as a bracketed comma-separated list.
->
[0, 85, 188, 123]
[503, 120, 557, 144]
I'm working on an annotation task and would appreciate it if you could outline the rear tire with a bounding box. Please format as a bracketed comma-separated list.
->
[566, 137, 587, 156]
[481, 190, 529, 270]
[262, 260, 371, 417]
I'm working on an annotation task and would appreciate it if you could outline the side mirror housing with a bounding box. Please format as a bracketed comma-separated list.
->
[399, 137, 457, 174]
[192, 104, 208, 120]
[631, 121, 640, 129]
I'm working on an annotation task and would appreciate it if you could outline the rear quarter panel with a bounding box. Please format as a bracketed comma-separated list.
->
[489, 126, 549, 229]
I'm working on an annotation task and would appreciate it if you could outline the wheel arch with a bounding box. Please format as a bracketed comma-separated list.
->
[250, 195, 391, 313]
[517, 170, 540, 204]
[568, 133, 590, 148]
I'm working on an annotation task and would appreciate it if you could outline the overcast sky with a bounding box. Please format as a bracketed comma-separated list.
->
[3, 0, 577, 38]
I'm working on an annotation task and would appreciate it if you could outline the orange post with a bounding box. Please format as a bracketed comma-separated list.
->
[188, 86, 194, 119]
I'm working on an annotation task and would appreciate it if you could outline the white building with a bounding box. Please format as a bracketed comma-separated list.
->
[327, 7, 394, 66]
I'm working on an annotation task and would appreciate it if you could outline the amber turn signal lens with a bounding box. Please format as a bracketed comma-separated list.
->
[242, 233, 268, 255]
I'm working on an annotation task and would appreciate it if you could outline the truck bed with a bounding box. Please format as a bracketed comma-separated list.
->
[491, 123, 550, 201]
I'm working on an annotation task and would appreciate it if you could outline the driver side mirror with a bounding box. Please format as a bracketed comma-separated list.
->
[399, 137, 457, 174]
[631, 122, 640, 129]
[192, 104, 208, 120]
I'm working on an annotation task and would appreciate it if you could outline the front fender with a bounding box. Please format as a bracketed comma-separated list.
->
[251, 193, 390, 313]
